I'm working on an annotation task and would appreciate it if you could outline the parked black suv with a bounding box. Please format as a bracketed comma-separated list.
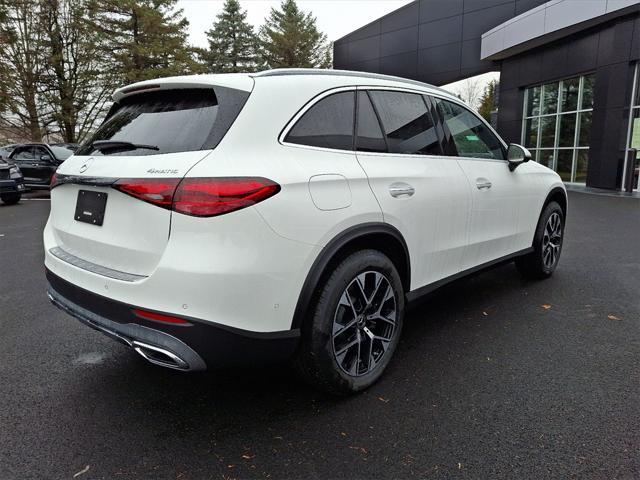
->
[0, 158, 25, 204]
[9, 143, 73, 189]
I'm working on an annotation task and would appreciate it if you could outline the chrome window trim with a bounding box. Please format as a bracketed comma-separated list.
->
[279, 84, 508, 163]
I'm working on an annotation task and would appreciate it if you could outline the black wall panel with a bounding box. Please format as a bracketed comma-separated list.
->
[334, 0, 550, 86]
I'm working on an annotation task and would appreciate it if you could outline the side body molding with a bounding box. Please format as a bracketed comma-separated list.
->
[291, 222, 411, 330]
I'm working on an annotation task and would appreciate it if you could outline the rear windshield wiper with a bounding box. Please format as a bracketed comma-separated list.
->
[91, 140, 159, 153]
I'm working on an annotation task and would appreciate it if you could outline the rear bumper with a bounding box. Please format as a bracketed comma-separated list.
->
[46, 268, 300, 371]
[0, 179, 25, 194]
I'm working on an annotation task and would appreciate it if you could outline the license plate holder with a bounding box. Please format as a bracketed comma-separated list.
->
[74, 190, 107, 226]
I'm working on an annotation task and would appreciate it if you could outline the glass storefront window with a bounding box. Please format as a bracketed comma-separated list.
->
[561, 77, 580, 112]
[524, 118, 538, 148]
[578, 111, 592, 147]
[527, 86, 541, 116]
[539, 150, 554, 169]
[541, 82, 559, 115]
[522, 74, 595, 183]
[558, 114, 577, 147]
[582, 75, 595, 109]
[540, 116, 556, 148]
[556, 150, 574, 181]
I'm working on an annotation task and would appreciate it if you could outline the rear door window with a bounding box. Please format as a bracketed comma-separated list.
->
[77, 87, 249, 156]
[356, 91, 387, 153]
[369, 90, 442, 156]
[285, 91, 355, 151]
[433, 98, 505, 160]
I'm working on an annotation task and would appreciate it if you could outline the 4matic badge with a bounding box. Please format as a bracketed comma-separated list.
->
[147, 168, 179, 174]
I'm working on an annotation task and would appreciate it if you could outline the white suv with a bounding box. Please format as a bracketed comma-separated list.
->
[45, 69, 566, 394]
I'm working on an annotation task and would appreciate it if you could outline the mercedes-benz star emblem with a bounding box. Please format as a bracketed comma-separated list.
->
[79, 157, 94, 173]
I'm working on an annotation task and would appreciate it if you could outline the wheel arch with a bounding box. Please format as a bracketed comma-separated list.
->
[291, 223, 411, 330]
[544, 187, 567, 218]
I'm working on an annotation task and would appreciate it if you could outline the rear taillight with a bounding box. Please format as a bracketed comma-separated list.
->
[173, 177, 280, 217]
[50, 172, 60, 188]
[112, 177, 280, 217]
[112, 178, 180, 208]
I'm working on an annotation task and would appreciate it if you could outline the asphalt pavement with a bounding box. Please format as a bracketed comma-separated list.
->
[0, 191, 638, 479]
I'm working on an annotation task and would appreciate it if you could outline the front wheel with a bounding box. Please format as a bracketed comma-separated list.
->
[294, 250, 405, 395]
[516, 201, 564, 279]
[0, 192, 21, 205]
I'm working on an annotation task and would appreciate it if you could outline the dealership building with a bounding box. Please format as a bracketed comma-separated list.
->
[334, 0, 640, 192]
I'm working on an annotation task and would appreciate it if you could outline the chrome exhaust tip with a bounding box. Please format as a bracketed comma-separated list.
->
[132, 340, 190, 371]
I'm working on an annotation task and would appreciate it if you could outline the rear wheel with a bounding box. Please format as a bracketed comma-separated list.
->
[294, 249, 404, 395]
[516, 201, 564, 279]
[0, 192, 21, 205]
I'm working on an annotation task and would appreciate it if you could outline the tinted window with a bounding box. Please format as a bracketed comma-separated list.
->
[33, 146, 51, 162]
[285, 91, 355, 150]
[11, 147, 35, 161]
[369, 91, 441, 155]
[77, 88, 249, 156]
[435, 98, 505, 160]
[50, 146, 73, 161]
[356, 92, 386, 153]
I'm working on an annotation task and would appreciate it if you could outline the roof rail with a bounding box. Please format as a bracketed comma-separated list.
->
[252, 68, 452, 95]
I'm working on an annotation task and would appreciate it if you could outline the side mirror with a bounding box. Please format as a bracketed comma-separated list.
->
[507, 143, 532, 171]
[40, 154, 52, 163]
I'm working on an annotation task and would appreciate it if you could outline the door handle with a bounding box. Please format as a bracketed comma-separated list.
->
[476, 178, 492, 190]
[389, 182, 415, 198]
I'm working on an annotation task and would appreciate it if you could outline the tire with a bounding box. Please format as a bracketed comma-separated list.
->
[294, 249, 405, 395]
[516, 201, 564, 279]
[0, 192, 21, 205]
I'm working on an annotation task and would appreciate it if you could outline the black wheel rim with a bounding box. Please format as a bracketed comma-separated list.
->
[332, 271, 397, 377]
[542, 212, 562, 269]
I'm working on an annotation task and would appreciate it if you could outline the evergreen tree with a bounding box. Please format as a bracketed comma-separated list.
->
[205, 0, 259, 73]
[258, 0, 331, 69]
[91, 0, 200, 83]
[478, 79, 499, 122]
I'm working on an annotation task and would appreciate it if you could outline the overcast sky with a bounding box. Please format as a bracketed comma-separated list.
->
[177, 0, 499, 97]
[178, 0, 414, 47]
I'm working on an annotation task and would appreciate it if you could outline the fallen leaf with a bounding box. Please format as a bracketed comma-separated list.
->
[241, 454, 255, 460]
[340, 432, 347, 437]
[458, 463, 463, 470]
[378, 396, 389, 403]
[482, 311, 488, 316]
[73, 466, 90, 478]
[607, 314, 621, 321]
[541, 304, 552, 310]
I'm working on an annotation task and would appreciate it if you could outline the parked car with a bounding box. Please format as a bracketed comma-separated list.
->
[0, 143, 19, 161]
[51, 142, 79, 151]
[9, 143, 73, 189]
[44, 70, 567, 394]
[0, 157, 25, 204]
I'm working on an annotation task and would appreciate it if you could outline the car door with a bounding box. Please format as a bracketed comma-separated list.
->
[10, 146, 38, 183]
[431, 97, 521, 270]
[31, 145, 58, 185]
[355, 88, 471, 289]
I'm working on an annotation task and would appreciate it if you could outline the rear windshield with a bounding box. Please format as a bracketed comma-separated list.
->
[77, 87, 249, 156]
[50, 146, 73, 161]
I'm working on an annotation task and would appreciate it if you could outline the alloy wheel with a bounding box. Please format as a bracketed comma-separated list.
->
[542, 212, 562, 269]
[332, 271, 397, 377]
